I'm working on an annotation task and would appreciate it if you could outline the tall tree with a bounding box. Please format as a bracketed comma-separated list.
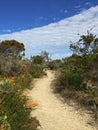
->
[70, 31, 98, 56]
[70, 32, 98, 72]
[0, 40, 25, 75]
[41, 51, 50, 62]
[30, 55, 44, 64]
[0, 40, 25, 57]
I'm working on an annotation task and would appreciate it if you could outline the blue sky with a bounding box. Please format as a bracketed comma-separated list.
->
[0, 0, 98, 59]
[0, 0, 98, 34]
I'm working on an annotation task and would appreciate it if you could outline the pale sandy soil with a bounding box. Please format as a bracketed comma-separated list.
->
[27, 70, 97, 130]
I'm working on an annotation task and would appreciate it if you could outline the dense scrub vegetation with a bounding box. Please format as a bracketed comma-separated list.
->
[0, 40, 47, 130]
[0, 31, 98, 128]
[29, 55, 45, 78]
[0, 80, 39, 130]
[53, 31, 98, 121]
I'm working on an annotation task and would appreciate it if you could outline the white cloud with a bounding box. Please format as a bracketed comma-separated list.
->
[3, 29, 12, 33]
[60, 9, 68, 14]
[85, 2, 92, 6]
[75, 5, 81, 9]
[64, 10, 68, 13]
[0, 5, 98, 59]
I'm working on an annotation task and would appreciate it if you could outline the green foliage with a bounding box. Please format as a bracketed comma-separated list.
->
[60, 70, 83, 90]
[31, 55, 44, 64]
[0, 80, 39, 130]
[29, 64, 44, 78]
[54, 32, 98, 121]
[0, 40, 25, 76]
[29, 54, 47, 78]
[14, 74, 32, 90]
[0, 41, 49, 129]
[48, 61, 56, 70]
[0, 110, 11, 130]
[48, 59, 62, 70]
[0, 40, 25, 56]
[70, 31, 98, 56]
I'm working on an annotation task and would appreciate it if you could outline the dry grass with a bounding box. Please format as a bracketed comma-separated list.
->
[20, 92, 38, 109]
[6, 77, 15, 84]
[24, 98, 38, 109]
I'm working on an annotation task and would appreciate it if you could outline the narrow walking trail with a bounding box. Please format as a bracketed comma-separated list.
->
[28, 70, 97, 130]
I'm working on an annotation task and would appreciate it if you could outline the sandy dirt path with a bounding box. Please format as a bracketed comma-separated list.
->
[28, 70, 97, 130]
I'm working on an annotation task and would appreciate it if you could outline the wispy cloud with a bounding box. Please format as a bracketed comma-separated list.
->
[60, 9, 68, 14]
[64, 10, 68, 13]
[85, 2, 92, 6]
[74, 5, 81, 9]
[0, 6, 98, 59]
[3, 29, 12, 33]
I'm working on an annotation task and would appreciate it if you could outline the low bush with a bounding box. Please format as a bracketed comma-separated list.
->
[0, 110, 11, 130]
[29, 64, 45, 78]
[60, 70, 83, 90]
[13, 74, 32, 90]
[0, 80, 40, 130]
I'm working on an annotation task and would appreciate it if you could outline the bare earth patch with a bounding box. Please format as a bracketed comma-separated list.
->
[27, 70, 97, 130]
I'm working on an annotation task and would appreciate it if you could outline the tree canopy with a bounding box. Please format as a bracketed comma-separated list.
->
[70, 31, 98, 56]
[30, 55, 44, 64]
[0, 40, 25, 57]
[0, 40, 25, 75]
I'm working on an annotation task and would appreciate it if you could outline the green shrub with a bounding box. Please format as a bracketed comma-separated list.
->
[14, 74, 32, 90]
[48, 61, 56, 70]
[0, 80, 39, 130]
[29, 64, 45, 78]
[60, 70, 83, 90]
[0, 110, 11, 130]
